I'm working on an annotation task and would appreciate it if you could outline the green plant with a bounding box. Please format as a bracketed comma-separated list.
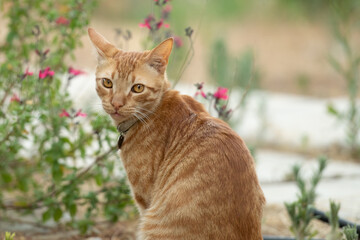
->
[326, 201, 359, 240]
[0, 0, 134, 234]
[209, 39, 259, 90]
[208, 39, 260, 127]
[285, 156, 327, 240]
[4, 232, 15, 240]
[326, 1, 360, 159]
[326, 201, 342, 240]
[343, 225, 359, 240]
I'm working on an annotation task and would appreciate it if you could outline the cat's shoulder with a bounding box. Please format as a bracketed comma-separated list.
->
[162, 90, 207, 114]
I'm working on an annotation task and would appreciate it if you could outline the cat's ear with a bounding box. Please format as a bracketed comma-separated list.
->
[88, 28, 119, 61]
[148, 38, 173, 74]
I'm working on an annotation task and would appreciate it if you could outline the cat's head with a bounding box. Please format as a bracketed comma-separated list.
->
[88, 28, 173, 125]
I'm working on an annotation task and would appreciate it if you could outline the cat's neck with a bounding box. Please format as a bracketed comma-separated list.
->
[117, 117, 139, 134]
[122, 89, 207, 144]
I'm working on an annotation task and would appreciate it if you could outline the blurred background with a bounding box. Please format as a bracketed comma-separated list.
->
[1, 0, 360, 239]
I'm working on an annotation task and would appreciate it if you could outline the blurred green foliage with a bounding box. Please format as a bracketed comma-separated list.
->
[4, 232, 15, 240]
[275, 0, 360, 21]
[209, 38, 259, 90]
[325, 0, 360, 159]
[343, 225, 359, 240]
[326, 201, 342, 240]
[285, 156, 327, 240]
[0, 0, 133, 234]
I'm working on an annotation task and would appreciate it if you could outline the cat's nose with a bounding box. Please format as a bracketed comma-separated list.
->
[111, 94, 126, 111]
[111, 100, 125, 111]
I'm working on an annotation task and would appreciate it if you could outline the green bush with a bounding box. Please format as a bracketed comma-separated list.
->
[0, 0, 133, 233]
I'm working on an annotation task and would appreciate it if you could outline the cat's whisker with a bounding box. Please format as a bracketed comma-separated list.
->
[133, 113, 151, 134]
[133, 113, 148, 130]
[135, 106, 154, 114]
[135, 110, 151, 122]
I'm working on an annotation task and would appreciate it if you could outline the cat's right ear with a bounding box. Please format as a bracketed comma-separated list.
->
[148, 38, 173, 74]
[88, 28, 119, 62]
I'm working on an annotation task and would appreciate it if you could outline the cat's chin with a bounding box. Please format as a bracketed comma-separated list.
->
[109, 112, 126, 122]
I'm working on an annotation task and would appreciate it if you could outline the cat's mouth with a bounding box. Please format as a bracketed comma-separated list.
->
[110, 112, 124, 120]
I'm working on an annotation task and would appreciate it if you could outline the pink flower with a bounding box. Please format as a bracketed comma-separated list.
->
[156, 19, 169, 29]
[23, 68, 33, 77]
[195, 90, 207, 99]
[139, 15, 154, 30]
[194, 83, 206, 99]
[10, 93, 20, 103]
[139, 22, 151, 29]
[213, 87, 229, 100]
[173, 36, 183, 48]
[56, 16, 69, 25]
[162, 5, 172, 18]
[68, 67, 85, 76]
[59, 109, 70, 118]
[75, 109, 87, 117]
[163, 5, 172, 13]
[39, 67, 55, 79]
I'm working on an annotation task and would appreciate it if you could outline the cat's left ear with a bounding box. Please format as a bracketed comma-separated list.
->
[148, 38, 173, 74]
[88, 28, 119, 62]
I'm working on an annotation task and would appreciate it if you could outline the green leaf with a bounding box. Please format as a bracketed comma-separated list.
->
[327, 103, 340, 117]
[5, 232, 15, 240]
[76, 219, 94, 234]
[69, 204, 77, 217]
[18, 178, 29, 192]
[51, 163, 63, 182]
[1, 172, 12, 183]
[95, 173, 103, 186]
[53, 207, 63, 222]
[42, 209, 52, 222]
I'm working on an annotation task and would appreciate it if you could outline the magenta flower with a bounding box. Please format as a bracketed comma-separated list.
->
[75, 109, 87, 117]
[139, 22, 151, 29]
[156, 19, 169, 29]
[68, 67, 85, 76]
[195, 90, 207, 99]
[56, 16, 69, 25]
[194, 82, 206, 99]
[162, 5, 172, 18]
[173, 36, 183, 48]
[10, 93, 20, 103]
[213, 87, 229, 100]
[39, 67, 55, 79]
[23, 68, 33, 77]
[59, 109, 70, 118]
[139, 15, 154, 30]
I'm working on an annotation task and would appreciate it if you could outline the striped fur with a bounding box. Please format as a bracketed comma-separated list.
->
[88, 28, 265, 240]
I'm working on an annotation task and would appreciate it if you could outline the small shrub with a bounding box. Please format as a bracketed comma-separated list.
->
[285, 156, 327, 240]
[4, 232, 15, 240]
[0, 0, 133, 233]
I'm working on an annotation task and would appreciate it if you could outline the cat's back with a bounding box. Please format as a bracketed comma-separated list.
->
[143, 91, 265, 240]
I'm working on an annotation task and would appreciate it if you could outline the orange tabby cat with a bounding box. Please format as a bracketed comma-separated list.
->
[88, 28, 265, 240]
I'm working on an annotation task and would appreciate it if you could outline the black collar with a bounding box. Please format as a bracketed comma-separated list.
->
[116, 119, 139, 149]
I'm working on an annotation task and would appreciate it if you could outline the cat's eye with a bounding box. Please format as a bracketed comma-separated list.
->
[131, 84, 145, 93]
[102, 78, 113, 88]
